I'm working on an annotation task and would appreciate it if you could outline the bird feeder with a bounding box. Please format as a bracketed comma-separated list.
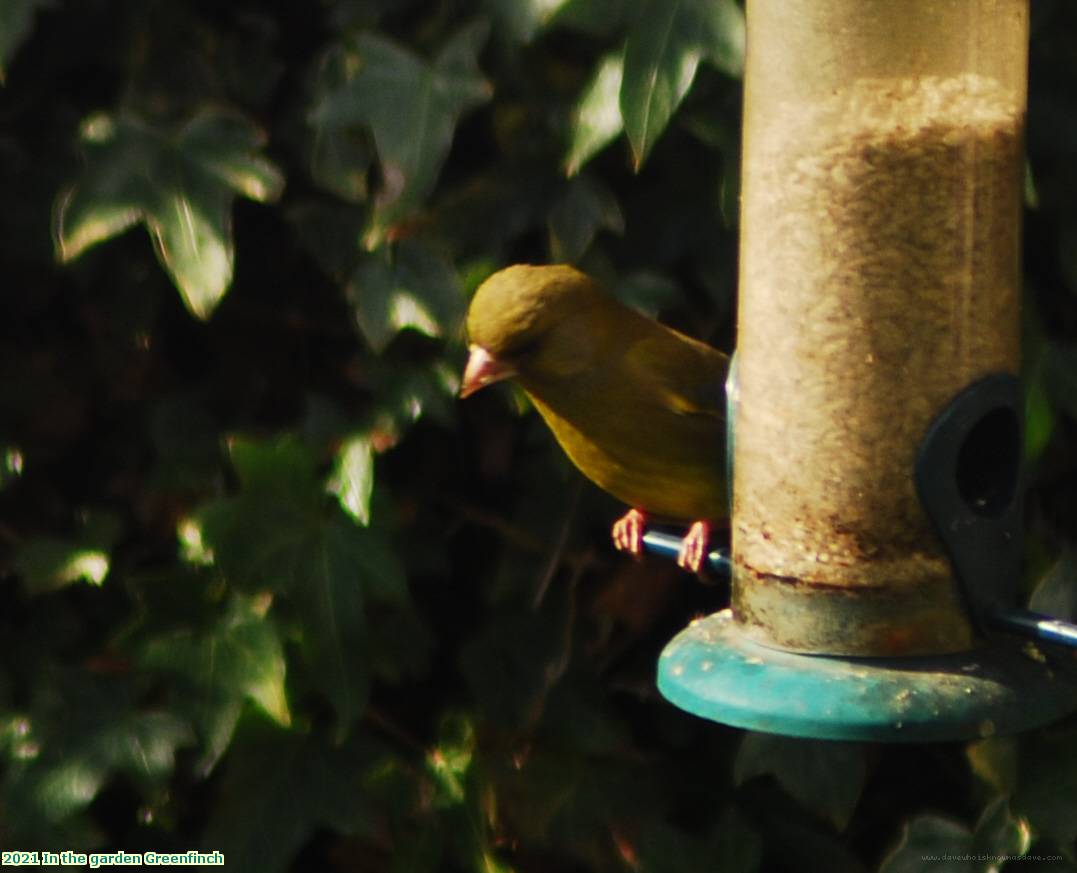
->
[655, 0, 1077, 740]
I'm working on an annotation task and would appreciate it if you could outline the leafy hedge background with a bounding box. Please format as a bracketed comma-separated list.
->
[2, 0, 1077, 870]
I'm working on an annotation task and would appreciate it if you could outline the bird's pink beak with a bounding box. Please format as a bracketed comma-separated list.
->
[460, 345, 516, 398]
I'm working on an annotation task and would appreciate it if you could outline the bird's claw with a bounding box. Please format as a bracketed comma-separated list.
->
[677, 521, 710, 574]
[612, 508, 646, 560]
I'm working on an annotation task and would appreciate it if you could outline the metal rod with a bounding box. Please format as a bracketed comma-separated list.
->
[989, 607, 1077, 650]
[641, 529, 732, 580]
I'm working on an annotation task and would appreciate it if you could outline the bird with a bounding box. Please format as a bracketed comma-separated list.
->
[459, 264, 729, 573]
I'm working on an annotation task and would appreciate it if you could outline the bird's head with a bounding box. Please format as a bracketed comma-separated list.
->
[461, 264, 603, 398]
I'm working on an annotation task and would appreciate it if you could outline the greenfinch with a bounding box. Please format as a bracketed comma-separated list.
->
[460, 264, 729, 572]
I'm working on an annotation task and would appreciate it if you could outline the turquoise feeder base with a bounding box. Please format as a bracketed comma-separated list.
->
[658, 610, 1077, 742]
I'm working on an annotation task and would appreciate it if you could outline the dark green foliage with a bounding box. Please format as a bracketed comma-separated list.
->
[1, 1, 1076, 871]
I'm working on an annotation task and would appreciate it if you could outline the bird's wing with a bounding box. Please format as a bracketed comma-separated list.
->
[623, 330, 728, 419]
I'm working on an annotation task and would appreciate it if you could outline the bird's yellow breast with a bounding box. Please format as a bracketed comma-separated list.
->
[525, 378, 726, 522]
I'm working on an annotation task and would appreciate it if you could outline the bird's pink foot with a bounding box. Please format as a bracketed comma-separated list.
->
[612, 508, 647, 559]
[677, 521, 710, 574]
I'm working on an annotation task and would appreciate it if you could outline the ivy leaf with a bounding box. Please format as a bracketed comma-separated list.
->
[14, 512, 122, 595]
[879, 816, 973, 873]
[0, 0, 49, 81]
[369, 359, 461, 435]
[130, 578, 286, 776]
[14, 538, 110, 594]
[308, 22, 492, 247]
[879, 798, 1030, 873]
[734, 734, 867, 831]
[346, 240, 465, 353]
[228, 435, 323, 506]
[328, 435, 376, 526]
[2, 673, 193, 838]
[309, 115, 374, 204]
[565, 52, 624, 177]
[554, 0, 636, 38]
[695, 0, 745, 77]
[621, 0, 700, 170]
[291, 517, 372, 735]
[547, 174, 624, 262]
[55, 110, 284, 319]
[139, 595, 291, 742]
[191, 438, 323, 594]
[1029, 546, 1077, 621]
[203, 723, 381, 873]
[1015, 725, 1077, 856]
[614, 270, 682, 317]
[620, 0, 744, 169]
[969, 797, 1032, 863]
[481, 0, 571, 42]
[192, 435, 415, 736]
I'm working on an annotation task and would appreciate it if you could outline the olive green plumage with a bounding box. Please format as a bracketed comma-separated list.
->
[463, 264, 729, 523]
